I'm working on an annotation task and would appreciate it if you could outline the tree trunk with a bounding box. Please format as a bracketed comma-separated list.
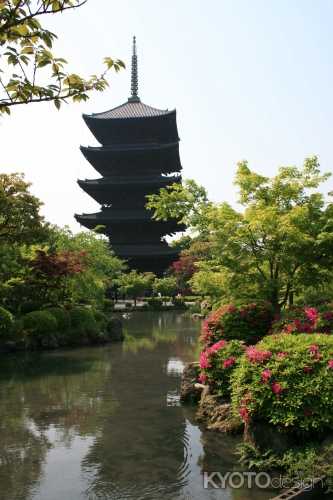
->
[288, 291, 294, 306]
[270, 286, 280, 315]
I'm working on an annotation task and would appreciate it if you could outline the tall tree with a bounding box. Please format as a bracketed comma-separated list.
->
[117, 270, 155, 306]
[0, 0, 124, 114]
[0, 172, 48, 244]
[148, 157, 333, 312]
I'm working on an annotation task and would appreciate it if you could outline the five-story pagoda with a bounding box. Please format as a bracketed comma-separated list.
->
[75, 37, 185, 275]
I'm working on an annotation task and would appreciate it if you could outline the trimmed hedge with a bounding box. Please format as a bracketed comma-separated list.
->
[23, 310, 58, 348]
[0, 305, 122, 351]
[146, 297, 163, 310]
[201, 302, 273, 347]
[231, 334, 333, 433]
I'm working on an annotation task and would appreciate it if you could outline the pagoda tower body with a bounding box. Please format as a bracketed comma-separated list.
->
[75, 37, 185, 275]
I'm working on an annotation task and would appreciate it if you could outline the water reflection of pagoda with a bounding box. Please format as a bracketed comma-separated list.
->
[75, 37, 185, 275]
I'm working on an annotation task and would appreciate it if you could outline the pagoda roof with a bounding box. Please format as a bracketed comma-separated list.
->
[84, 100, 174, 120]
[80, 141, 179, 153]
[75, 210, 185, 234]
[78, 174, 181, 187]
[75, 208, 181, 223]
[111, 243, 180, 258]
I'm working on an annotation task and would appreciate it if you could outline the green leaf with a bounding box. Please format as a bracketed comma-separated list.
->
[21, 46, 34, 55]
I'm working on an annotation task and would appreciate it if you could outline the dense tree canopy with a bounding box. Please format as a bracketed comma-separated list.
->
[0, 0, 124, 114]
[152, 276, 177, 297]
[0, 172, 126, 309]
[0, 172, 48, 244]
[148, 157, 333, 311]
[117, 270, 154, 305]
[45, 226, 126, 305]
[146, 179, 210, 233]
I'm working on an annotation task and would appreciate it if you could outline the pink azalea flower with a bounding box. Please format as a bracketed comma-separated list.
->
[284, 323, 295, 334]
[198, 373, 207, 384]
[223, 356, 236, 369]
[239, 406, 250, 423]
[261, 368, 272, 383]
[199, 350, 211, 369]
[209, 339, 227, 354]
[277, 351, 288, 359]
[309, 344, 319, 355]
[201, 320, 212, 344]
[271, 382, 283, 395]
[328, 359, 333, 369]
[246, 346, 272, 364]
[309, 344, 321, 360]
[304, 307, 318, 324]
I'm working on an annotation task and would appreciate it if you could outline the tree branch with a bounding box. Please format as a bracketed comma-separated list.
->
[0, 1, 89, 35]
[0, 75, 13, 102]
[246, 227, 267, 279]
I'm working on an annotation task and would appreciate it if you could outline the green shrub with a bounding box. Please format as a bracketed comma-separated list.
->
[102, 298, 114, 311]
[183, 295, 201, 302]
[152, 276, 177, 297]
[146, 297, 163, 310]
[46, 308, 71, 332]
[69, 307, 99, 342]
[237, 441, 333, 489]
[11, 319, 24, 340]
[23, 310, 58, 348]
[198, 339, 245, 398]
[201, 302, 273, 347]
[231, 334, 333, 433]
[93, 310, 108, 331]
[0, 306, 13, 337]
[20, 301, 44, 315]
[188, 302, 202, 314]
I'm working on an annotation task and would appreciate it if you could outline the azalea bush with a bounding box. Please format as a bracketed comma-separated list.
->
[198, 339, 245, 398]
[201, 302, 273, 347]
[271, 306, 333, 335]
[231, 334, 333, 433]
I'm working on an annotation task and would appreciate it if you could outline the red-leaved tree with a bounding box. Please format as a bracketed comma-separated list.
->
[170, 255, 196, 294]
[29, 250, 87, 304]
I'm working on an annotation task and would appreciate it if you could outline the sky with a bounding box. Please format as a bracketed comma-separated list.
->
[1, 0, 333, 230]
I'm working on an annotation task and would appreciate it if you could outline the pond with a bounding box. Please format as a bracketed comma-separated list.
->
[0, 312, 276, 500]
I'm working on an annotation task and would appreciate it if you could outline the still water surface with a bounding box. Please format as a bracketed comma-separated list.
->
[0, 312, 275, 500]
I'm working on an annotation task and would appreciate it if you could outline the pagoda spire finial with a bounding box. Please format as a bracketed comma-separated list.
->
[129, 35, 140, 102]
